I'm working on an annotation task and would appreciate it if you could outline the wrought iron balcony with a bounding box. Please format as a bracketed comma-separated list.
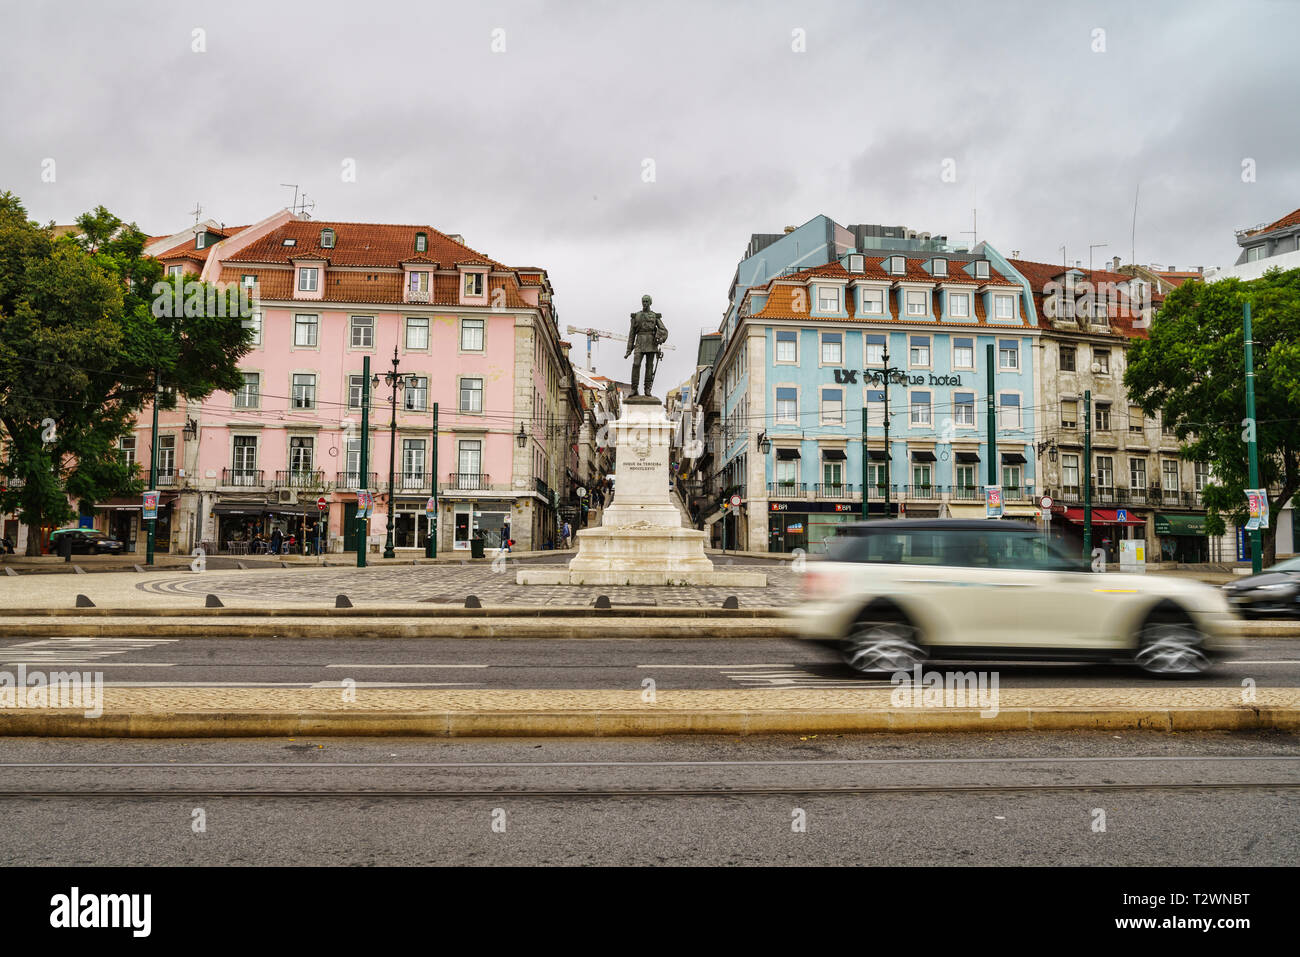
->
[768, 482, 807, 496]
[221, 468, 264, 488]
[443, 472, 490, 491]
[334, 471, 378, 491]
[274, 469, 326, 489]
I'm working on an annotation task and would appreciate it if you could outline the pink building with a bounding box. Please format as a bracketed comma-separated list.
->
[100, 210, 580, 556]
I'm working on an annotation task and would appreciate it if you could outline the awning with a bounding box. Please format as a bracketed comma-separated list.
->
[1155, 513, 1207, 536]
[821, 449, 847, 461]
[776, 448, 801, 460]
[1002, 505, 1039, 517]
[955, 452, 980, 463]
[945, 503, 989, 518]
[1001, 452, 1027, 464]
[911, 450, 937, 462]
[867, 449, 887, 461]
[1056, 507, 1145, 526]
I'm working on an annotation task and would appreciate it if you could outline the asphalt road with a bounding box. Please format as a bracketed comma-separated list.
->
[0, 634, 1296, 689]
[0, 732, 1294, 865]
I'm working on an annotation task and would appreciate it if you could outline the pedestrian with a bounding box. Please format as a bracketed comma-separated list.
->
[562, 520, 572, 549]
[271, 528, 283, 555]
[502, 523, 512, 553]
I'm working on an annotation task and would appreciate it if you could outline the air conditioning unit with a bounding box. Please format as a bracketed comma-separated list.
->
[276, 490, 298, 505]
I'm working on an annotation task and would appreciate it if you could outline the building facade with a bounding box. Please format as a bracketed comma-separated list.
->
[95, 211, 578, 556]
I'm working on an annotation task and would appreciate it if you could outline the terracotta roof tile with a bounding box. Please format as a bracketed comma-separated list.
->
[1247, 206, 1300, 236]
[225, 220, 505, 270]
[214, 267, 531, 308]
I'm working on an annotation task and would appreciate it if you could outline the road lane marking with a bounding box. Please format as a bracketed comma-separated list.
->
[324, 664, 490, 669]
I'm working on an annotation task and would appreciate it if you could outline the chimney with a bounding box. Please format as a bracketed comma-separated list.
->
[1112, 255, 1121, 271]
[783, 226, 795, 234]
[1197, 265, 1203, 274]
[1011, 250, 1020, 259]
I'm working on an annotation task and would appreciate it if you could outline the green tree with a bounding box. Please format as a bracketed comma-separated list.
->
[1124, 268, 1300, 566]
[0, 193, 252, 554]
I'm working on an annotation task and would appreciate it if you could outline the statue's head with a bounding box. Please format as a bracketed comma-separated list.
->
[641, 294, 652, 307]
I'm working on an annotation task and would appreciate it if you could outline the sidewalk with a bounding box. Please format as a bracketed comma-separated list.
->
[2, 685, 1296, 736]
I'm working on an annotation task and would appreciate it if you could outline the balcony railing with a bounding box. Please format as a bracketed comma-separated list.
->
[535, 477, 553, 501]
[443, 472, 490, 491]
[334, 471, 378, 491]
[769, 482, 807, 496]
[950, 485, 980, 501]
[814, 483, 856, 499]
[394, 474, 430, 493]
[903, 484, 941, 500]
[154, 470, 176, 486]
[274, 469, 326, 489]
[222, 468, 264, 488]
[405, 288, 431, 304]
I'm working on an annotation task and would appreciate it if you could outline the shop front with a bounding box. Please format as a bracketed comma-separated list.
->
[1051, 506, 1147, 562]
[95, 501, 141, 553]
[767, 500, 897, 554]
[1155, 513, 1209, 563]
[450, 501, 512, 551]
[211, 503, 321, 554]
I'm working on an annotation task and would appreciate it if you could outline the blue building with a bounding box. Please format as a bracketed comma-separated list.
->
[706, 222, 1041, 552]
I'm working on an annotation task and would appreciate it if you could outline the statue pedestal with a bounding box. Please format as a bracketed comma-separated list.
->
[517, 398, 766, 587]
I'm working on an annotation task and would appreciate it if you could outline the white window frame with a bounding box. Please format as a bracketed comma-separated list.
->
[291, 373, 316, 410]
[948, 292, 970, 318]
[905, 289, 928, 316]
[865, 333, 886, 366]
[297, 267, 319, 292]
[820, 387, 844, 425]
[860, 287, 885, 316]
[775, 386, 798, 424]
[817, 285, 841, 312]
[998, 392, 1021, 431]
[909, 335, 931, 369]
[820, 331, 843, 366]
[910, 391, 932, 427]
[405, 316, 430, 350]
[293, 314, 318, 348]
[774, 329, 798, 364]
[998, 339, 1019, 370]
[350, 316, 374, 349]
[242, 310, 262, 346]
[460, 318, 485, 352]
[952, 337, 974, 370]
[463, 272, 485, 297]
[954, 391, 975, 427]
[459, 376, 484, 413]
[994, 294, 1014, 319]
[234, 371, 260, 409]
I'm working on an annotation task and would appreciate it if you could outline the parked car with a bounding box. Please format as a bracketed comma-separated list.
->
[1222, 556, 1300, 618]
[792, 520, 1235, 676]
[47, 528, 125, 555]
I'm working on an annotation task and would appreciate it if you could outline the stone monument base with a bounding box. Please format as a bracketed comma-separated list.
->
[515, 394, 766, 587]
[517, 524, 767, 586]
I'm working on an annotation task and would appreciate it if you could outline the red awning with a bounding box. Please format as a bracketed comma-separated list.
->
[1055, 506, 1144, 526]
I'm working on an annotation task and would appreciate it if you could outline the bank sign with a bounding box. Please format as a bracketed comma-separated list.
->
[833, 369, 965, 387]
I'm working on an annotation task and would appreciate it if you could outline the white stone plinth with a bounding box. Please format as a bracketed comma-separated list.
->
[517, 398, 765, 587]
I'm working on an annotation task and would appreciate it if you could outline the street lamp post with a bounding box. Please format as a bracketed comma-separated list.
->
[878, 348, 905, 519]
[374, 346, 414, 559]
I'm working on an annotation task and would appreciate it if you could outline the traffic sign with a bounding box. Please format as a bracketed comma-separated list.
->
[730, 494, 742, 507]
[577, 487, 587, 499]
[1040, 496, 1052, 509]
[317, 496, 327, 511]
[1117, 508, 1127, 522]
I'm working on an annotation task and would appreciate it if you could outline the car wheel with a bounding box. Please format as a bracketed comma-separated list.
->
[841, 614, 925, 674]
[1134, 620, 1211, 676]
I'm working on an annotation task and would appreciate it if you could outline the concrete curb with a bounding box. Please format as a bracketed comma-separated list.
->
[1, 705, 1295, 736]
[0, 618, 795, 639]
[0, 605, 782, 619]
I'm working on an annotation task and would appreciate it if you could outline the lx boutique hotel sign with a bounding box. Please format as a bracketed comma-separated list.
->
[833, 369, 965, 386]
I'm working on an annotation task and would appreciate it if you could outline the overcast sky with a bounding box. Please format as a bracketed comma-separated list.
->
[4, 0, 1298, 391]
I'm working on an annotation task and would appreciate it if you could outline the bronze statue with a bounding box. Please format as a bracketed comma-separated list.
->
[626, 294, 669, 396]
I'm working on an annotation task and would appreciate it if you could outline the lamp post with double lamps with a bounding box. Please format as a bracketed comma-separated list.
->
[374, 346, 417, 559]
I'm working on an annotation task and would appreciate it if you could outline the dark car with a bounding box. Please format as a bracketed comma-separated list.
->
[1222, 556, 1300, 618]
[47, 528, 125, 555]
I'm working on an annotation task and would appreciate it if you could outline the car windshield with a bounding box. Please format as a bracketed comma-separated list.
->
[828, 527, 1085, 572]
[1266, 556, 1300, 573]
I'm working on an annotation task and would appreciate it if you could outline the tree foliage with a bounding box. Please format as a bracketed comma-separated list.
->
[1124, 268, 1300, 565]
[0, 193, 252, 554]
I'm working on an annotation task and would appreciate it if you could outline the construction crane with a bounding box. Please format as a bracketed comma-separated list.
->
[566, 325, 675, 373]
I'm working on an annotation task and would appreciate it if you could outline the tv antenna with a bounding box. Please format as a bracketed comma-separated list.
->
[189, 202, 203, 225]
[280, 184, 316, 217]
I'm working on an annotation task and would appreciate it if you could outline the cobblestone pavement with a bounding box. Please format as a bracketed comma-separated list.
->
[134, 562, 799, 607]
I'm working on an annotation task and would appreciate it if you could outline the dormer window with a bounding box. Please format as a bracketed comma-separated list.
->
[973, 260, 990, 280]
[817, 285, 840, 312]
[195, 232, 206, 250]
[847, 254, 864, 273]
[889, 256, 906, 276]
[297, 267, 319, 292]
[931, 257, 947, 277]
[320, 228, 335, 249]
[415, 232, 428, 253]
[464, 272, 485, 297]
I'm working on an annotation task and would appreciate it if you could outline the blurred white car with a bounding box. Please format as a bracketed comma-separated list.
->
[793, 520, 1235, 676]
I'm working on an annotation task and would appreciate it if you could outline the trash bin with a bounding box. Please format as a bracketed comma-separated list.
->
[470, 536, 485, 559]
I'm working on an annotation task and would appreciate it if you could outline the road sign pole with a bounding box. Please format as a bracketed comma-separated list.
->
[357, 355, 370, 568]
[1083, 388, 1093, 562]
[1244, 301, 1263, 574]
